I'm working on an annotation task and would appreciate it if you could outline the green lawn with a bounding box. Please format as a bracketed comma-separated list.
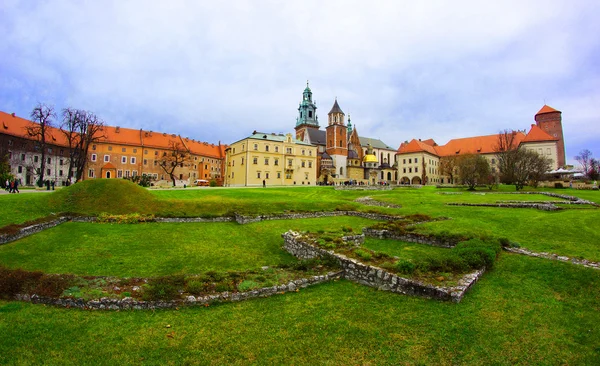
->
[1, 182, 599, 364]
[0, 217, 375, 277]
[1, 254, 599, 365]
[363, 238, 451, 261]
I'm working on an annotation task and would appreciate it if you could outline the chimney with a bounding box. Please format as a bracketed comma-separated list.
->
[11, 113, 15, 117]
[115, 126, 120, 133]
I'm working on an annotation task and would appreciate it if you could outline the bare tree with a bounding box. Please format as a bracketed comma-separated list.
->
[439, 156, 458, 184]
[588, 158, 599, 181]
[60, 108, 81, 184]
[457, 154, 491, 190]
[575, 149, 593, 178]
[494, 130, 521, 184]
[421, 158, 428, 184]
[515, 150, 552, 189]
[74, 110, 105, 182]
[27, 104, 55, 186]
[158, 140, 191, 187]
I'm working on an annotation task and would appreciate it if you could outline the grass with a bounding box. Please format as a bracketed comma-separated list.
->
[363, 238, 452, 261]
[0, 217, 375, 277]
[0, 254, 599, 365]
[0, 180, 599, 364]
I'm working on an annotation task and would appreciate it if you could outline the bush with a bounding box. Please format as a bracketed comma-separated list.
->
[395, 260, 415, 275]
[142, 275, 185, 301]
[498, 237, 511, 248]
[186, 280, 206, 295]
[209, 180, 218, 187]
[0, 267, 44, 299]
[453, 238, 500, 269]
[238, 280, 259, 292]
[32, 274, 75, 297]
[354, 249, 372, 261]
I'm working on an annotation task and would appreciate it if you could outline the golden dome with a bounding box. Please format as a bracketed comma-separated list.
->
[363, 154, 378, 163]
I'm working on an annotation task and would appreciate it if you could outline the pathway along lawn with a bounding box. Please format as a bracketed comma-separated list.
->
[0, 216, 375, 277]
[1, 254, 599, 365]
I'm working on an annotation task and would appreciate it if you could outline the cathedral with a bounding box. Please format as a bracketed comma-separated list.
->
[294, 83, 398, 184]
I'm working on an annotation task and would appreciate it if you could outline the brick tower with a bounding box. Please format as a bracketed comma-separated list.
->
[326, 98, 348, 177]
[534, 105, 565, 167]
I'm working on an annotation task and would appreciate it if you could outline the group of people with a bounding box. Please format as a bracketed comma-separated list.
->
[4, 179, 20, 193]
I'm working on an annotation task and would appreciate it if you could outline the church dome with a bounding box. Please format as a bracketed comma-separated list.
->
[363, 154, 378, 163]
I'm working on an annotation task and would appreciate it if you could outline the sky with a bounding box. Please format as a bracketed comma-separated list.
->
[1, 0, 599, 165]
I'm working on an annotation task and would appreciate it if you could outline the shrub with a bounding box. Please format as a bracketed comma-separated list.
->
[186, 280, 206, 295]
[354, 249, 372, 261]
[214, 283, 234, 292]
[142, 275, 185, 301]
[395, 260, 416, 275]
[238, 280, 259, 292]
[32, 274, 75, 297]
[0, 267, 44, 299]
[341, 226, 353, 233]
[205, 271, 225, 282]
[498, 237, 511, 248]
[209, 180, 218, 187]
[453, 238, 500, 269]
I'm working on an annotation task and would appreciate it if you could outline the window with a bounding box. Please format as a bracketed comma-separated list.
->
[117, 170, 123, 178]
[266, 173, 269, 179]
[257, 172, 261, 179]
[122, 148, 126, 152]
[301, 161, 305, 168]
[309, 111, 313, 118]
[409, 168, 412, 173]
[264, 158, 269, 165]
[286, 173, 292, 179]
[122, 156, 127, 163]
[403, 168, 406, 173]
[46, 168, 51, 175]
[144, 150, 148, 155]
[143, 159, 147, 165]
[308, 161, 312, 168]
[155, 151, 158, 156]
[302, 150, 305, 155]
[253, 157, 258, 165]
[88, 169, 94, 178]
[133, 170, 137, 177]
[18, 166, 23, 173]
[309, 150, 312, 156]
[108, 146, 112, 151]
[47, 157, 51, 164]
[274, 159, 279, 166]
[91, 154, 97, 162]
[403, 159, 406, 164]
[415, 158, 418, 163]
[232, 172, 235, 178]
[275, 146, 279, 153]
[546, 148, 551, 155]
[59, 159, 64, 165]
[232, 160, 235, 167]
[409, 159, 412, 164]
[154, 161, 158, 166]
[415, 167, 418, 173]
[241, 158, 244, 165]
[131, 157, 136, 164]
[254, 144, 258, 151]
[288, 159, 293, 167]
[286, 147, 292, 154]
[277, 172, 281, 178]
[265, 145, 269, 152]
[104, 155, 110, 162]
[21, 153, 26, 161]
[491, 158, 496, 164]
[125, 170, 130, 178]
[133, 149, 137, 153]
[92, 145, 96, 151]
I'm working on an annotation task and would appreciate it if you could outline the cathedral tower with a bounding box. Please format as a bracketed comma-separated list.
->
[535, 105, 565, 167]
[326, 98, 348, 177]
[294, 82, 319, 141]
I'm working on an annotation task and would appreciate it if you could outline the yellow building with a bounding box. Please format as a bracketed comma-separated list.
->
[225, 132, 317, 187]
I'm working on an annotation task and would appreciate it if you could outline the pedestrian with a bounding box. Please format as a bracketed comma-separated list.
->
[4, 179, 8, 191]
[13, 179, 19, 193]
[9, 180, 14, 193]
[262, 179, 266, 188]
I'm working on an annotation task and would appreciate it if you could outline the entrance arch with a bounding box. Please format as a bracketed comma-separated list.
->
[400, 176, 410, 184]
[106, 171, 111, 179]
[411, 176, 422, 185]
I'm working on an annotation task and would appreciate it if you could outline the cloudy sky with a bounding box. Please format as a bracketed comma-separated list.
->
[1, 0, 598, 164]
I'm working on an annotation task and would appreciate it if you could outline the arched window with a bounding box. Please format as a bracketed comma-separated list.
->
[106, 171, 111, 179]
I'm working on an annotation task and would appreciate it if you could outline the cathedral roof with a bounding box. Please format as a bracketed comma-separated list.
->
[363, 154, 378, 163]
[328, 99, 344, 115]
[306, 129, 327, 146]
[348, 149, 359, 159]
[358, 136, 395, 150]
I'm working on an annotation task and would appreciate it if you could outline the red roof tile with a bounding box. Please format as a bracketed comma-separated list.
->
[435, 132, 525, 157]
[397, 139, 439, 155]
[522, 124, 558, 143]
[536, 105, 560, 115]
[421, 138, 437, 146]
[0, 111, 70, 147]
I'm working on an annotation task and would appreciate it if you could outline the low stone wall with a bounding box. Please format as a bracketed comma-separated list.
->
[362, 228, 457, 248]
[355, 196, 401, 208]
[0, 217, 70, 245]
[282, 231, 483, 302]
[14, 272, 343, 310]
[335, 186, 393, 191]
[503, 247, 600, 270]
[447, 202, 560, 211]
[234, 211, 404, 225]
[154, 217, 234, 223]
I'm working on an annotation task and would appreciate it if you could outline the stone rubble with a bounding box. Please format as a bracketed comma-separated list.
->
[503, 247, 600, 270]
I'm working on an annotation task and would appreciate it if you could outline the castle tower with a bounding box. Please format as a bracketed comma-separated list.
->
[294, 81, 319, 141]
[326, 98, 348, 177]
[535, 105, 565, 167]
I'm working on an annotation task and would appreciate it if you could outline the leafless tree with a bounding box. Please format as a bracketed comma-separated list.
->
[158, 140, 191, 187]
[575, 149, 593, 177]
[494, 129, 521, 184]
[421, 158, 428, 184]
[515, 150, 552, 189]
[27, 103, 55, 186]
[439, 156, 458, 184]
[457, 154, 491, 190]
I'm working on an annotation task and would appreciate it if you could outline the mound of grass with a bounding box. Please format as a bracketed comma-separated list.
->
[49, 179, 160, 215]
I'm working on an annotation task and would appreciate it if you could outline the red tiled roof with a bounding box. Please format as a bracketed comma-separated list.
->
[435, 132, 526, 157]
[522, 124, 558, 143]
[0, 110, 70, 147]
[536, 105, 560, 115]
[397, 139, 439, 155]
[102, 162, 117, 169]
[421, 138, 437, 146]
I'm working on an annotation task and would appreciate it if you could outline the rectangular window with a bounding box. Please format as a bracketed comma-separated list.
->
[257, 172, 261, 179]
[302, 150, 305, 155]
[264, 158, 269, 165]
[265, 146, 269, 152]
[122, 156, 127, 163]
[288, 159, 293, 167]
[546, 148, 551, 155]
[133, 149, 137, 153]
[241, 158, 244, 165]
[409, 168, 412, 173]
[46, 168, 51, 175]
[21, 153, 26, 161]
[275, 146, 279, 153]
[301, 161, 305, 168]
[18, 166, 23, 173]
[92, 145, 96, 151]
[286, 148, 292, 154]
[104, 155, 110, 162]
[154, 160, 158, 166]
[59, 159, 64, 165]
[59, 170, 63, 176]
[88, 169, 94, 178]
[133, 170, 137, 177]
[122, 148, 126, 152]
[47, 157, 51, 164]
[415, 158, 418, 163]
[309, 150, 312, 156]
[277, 172, 281, 178]
[125, 170, 130, 178]
[266, 173, 269, 179]
[108, 146, 112, 151]
[415, 167, 418, 173]
[274, 159, 279, 166]
[143, 159, 147, 165]
[308, 161, 312, 168]
[144, 150, 148, 155]
[117, 170, 123, 178]
[253, 157, 258, 165]
[409, 159, 412, 164]
[131, 157, 136, 164]
[254, 144, 258, 151]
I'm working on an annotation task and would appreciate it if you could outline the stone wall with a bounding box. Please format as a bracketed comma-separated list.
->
[14, 272, 342, 310]
[362, 228, 457, 248]
[234, 211, 403, 225]
[0, 217, 71, 245]
[504, 247, 600, 270]
[335, 186, 393, 191]
[447, 202, 560, 211]
[282, 231, 483, 302]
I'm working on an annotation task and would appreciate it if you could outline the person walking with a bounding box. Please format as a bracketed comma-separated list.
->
[262, 179, 266, 188]
[9, 180, 14, 193]
[14, 179, 19, 193]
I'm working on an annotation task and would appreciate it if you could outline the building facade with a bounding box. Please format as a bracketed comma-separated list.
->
[224, 132, 317, 186]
